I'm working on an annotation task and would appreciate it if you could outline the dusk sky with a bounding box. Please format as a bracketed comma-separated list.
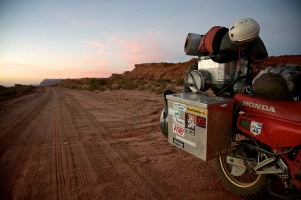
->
[1, 0, 301, 86]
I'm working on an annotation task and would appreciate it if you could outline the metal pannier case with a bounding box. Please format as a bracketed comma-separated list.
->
[167, 93, 233, 161]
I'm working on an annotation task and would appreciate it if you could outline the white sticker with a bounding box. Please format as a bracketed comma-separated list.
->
[173, 117, 185, 127]
[250, 121, 262, 136]
[168, 108, 180, 118]
[173, 102, 186, 112]
[176, 135, 196, 147]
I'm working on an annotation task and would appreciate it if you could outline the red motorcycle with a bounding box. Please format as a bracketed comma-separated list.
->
[213, 91, 301, 199]
[159, 19, 301, 199]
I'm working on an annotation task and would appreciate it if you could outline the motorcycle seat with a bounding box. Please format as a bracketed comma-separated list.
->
[234, 93, 301, 122]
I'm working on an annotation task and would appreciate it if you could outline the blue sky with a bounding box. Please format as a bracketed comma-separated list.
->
[0, 0, 300, 85]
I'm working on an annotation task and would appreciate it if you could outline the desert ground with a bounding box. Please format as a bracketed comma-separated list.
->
[0, 87, 286, 199]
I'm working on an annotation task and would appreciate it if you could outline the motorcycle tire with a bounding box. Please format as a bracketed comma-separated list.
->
[214, 133, 279, 199]
[214, 156, 271, 199]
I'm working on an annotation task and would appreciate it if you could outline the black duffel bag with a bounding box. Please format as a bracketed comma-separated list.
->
[252, 64, 301, 99]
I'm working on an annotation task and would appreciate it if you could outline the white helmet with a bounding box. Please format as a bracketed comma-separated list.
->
[229, 18, 260, 45]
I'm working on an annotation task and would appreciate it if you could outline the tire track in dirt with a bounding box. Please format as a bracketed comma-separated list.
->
[0, 87, 245, 200]
[55, 88, 97, 199]
[14, 88, 56, 199]
[3, 87, 96, 199]
[64, 89, 173, 199]
[0, 87, 52, 199]
[65, 89, 244, 199]
[52, 91, 66, 200]
[0, 88, 50, 158]
[62, 92, 120, 189]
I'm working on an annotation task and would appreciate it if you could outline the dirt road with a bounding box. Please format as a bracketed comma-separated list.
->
[0, 87, 282, 199]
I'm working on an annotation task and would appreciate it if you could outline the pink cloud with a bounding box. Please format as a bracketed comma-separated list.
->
[22, 43, 48, 51]
[97, 50, 109, 55]
[111, 37, 145, 53]
[87, 41, 109, 47]
[109, 34, 167, 69]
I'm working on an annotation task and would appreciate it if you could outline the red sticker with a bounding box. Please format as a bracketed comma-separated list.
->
[196, 116, 206, 128]
[173, 124, 185, 137]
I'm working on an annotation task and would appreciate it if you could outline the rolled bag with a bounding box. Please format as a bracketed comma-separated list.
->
[252, 65, 301, 99]
[184, 26, 268, 63]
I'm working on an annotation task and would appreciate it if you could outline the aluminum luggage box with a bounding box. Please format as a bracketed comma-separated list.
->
[167, 93, 233, 161]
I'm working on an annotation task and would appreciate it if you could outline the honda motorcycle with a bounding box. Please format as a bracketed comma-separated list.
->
[159, 19, 301, 199]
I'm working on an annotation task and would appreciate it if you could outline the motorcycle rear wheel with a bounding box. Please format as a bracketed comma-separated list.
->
[214, 135, 274, 199]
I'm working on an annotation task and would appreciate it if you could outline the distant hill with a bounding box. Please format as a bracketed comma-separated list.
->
[46, 55, 301, 86]
[39, 79, 63, 86]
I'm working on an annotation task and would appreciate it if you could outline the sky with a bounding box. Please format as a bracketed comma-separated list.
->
[0, 0, 301, 86]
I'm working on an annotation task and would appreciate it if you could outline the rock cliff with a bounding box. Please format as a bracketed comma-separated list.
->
[108, 55, 301, 82]
[42, 55, 301, 86]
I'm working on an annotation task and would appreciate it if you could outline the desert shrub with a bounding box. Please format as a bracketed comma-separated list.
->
[149, 86, 156, 93]
[176, 78, 184, 86]
[159, 82, 167, 89]
[138, 85, 145, 91]
[87, 78, 98, 86]
[117, 84, 123, 89]
[98, 78, 108, 85]
[87, 79, 100, 90]
[156, 79, 171, 83]
[106, 84, 113, 91]
[156, 89, 163, 95]
[62, 84, 71, 88]
[113, 80, 128, 89]
[12, 85, 34, 94]
[82, 84, 90, 90]
[87, 78, 107, 90]
[0, 85, 37, 98]
[136, 80, 148, 86]
[0, 85, 6, 91]
[124, 82, 138, 90]
[0, 89, 17, 97]
[70, 84, 77, 89]
[91, 85, 99, 91]
[83, 86, 93, 91]
[82, 85, 94, 91]
[112, 83, 121, 90]
[21, 86, 34, 93]
[144, 84, 152, 90]
[117, 80, 127, 85]
[0, 86, 29, 99]
[99, 86, 105, 91]
[166, 84, 174, 91]
[139, 83, 152, 91]
[87, 79, 98, 91]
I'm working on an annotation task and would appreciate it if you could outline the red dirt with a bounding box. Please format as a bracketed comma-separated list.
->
[0, 87, 286, 199]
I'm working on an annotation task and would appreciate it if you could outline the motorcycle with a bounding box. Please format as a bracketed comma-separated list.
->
[160, 60, 301, 200]
[159, 19, 301, 199]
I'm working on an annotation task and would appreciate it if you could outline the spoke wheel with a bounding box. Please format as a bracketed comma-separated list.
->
[214, 133, 274, 199]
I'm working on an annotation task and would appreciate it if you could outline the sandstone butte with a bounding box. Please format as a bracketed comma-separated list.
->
[58, 55, 301, 85]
